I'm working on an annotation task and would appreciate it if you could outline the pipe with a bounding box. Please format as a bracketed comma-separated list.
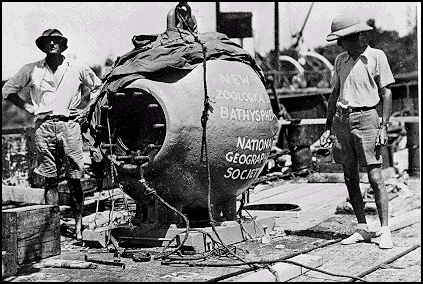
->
[279, 55, 305, 75]
[405, 122, 420, 176]
[299, 51, 334, 73]
[275, 2, 280, 72]
[292, 2, 314, 49]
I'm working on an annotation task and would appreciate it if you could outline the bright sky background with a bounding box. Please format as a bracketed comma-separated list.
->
[2, 2, 419, 80]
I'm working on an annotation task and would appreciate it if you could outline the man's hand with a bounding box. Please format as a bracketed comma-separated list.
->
[23, 103, 34, 114]
[5, 94, 34, 114]
[320, 129, 333, 147]
[72, 109, 89, 133]
[376, 126, 388, 146]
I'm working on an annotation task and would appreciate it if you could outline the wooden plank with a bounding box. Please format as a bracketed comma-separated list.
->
[17, 229, 60, 246]
[246, 183, 349, 231]
[15, 208, 60, 238]
[248, 183, 324, 204]
[59, 188, 131, 220]
[248, 183, 302, 203]
[274, 185, 348, 231]
[43, 259, 95, 269]
[177, 217, 276, 252]
[244, 209, 302, 219]
[2, 127, 31, 135]
[2, 251, 18, 278]
[3, 204, 57, 213]
[369, 208, 421, 233]
[286, 184, 346, 212]
[112, 217, 276, 252]
[2, 208, 18, 266]
[2, 205, 61, 265]
[249, 183, 334, 205]
[389, 116, 419, 123]
[278, 116, 418, 125]
[112, 224, 178, 248]
[84, 188, 126, 206]
[15, 206, 59, 224]
[57, 177, 96, 194]
[2, 209, 17, 237]
[273, 87, 332, 97]
[2, 185, 45, 205]
[308, 167, 396, 183]
[233, 254, 323, 282]
[57, 178, 97, 206]
[17, 239, 61, 265]
[81, 227, 110, 248]
[1, 234, 17, 257]
[279, 118, 326, 125]
[12, 205, 60, 241]
[17, 218, 60, 241]
[314, 162, 344, 173]
[308, 172, 367, 183]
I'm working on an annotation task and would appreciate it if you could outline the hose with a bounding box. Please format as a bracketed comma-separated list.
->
[137, 177, 191, 261]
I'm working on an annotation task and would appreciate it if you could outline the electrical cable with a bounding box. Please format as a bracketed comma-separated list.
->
[203, 238, 343, 282]
[175, 258, 367, 282]
[201, 240, 420, 282]
[345, 244, 421, 282]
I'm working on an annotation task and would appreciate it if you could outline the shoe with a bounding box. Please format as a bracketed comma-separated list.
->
[341, 229, 373, 245]
[378, 227, 393, 249]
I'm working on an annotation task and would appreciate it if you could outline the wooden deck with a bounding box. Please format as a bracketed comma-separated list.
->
[243, 141, 414, 231]
[244, 181, 349, 232]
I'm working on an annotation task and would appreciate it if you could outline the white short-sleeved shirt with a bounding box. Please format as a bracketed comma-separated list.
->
[2, 57, 102, 120]
[331, 46, 395, 108]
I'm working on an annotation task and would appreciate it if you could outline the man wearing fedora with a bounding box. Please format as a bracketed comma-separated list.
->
[2, 29, 103, 240]
[320, 15, 395, 249]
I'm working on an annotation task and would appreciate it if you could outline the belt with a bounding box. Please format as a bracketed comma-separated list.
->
[44, 115, 77, 122]
[336, 106, 375, 115]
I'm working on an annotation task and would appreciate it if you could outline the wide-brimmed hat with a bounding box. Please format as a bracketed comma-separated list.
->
[35, 29, 68, 52]
[326, 15, 373, 42]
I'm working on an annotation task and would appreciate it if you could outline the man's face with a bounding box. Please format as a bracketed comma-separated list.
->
[337, 33, 361, 52]
[42, 37, 65, 54]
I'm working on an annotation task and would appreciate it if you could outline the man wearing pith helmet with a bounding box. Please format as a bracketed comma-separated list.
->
[319, 15, 395, 249]
[2, 28, 103, 241]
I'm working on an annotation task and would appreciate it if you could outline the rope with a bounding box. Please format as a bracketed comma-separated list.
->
[169, 5, 276, 277]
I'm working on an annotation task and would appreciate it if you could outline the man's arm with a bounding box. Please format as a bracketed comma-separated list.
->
[73, 66, 103, 128]
[376, 86, 392, 146]
[380, 86, 392, 126]
[81, 66, 102, 106]
[376, 50, 394, 130]
[2, 65, 34, 114]
[320, 84, 340, 147]
[325, 85, 340, 131]
[5, 93, 34, 114]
